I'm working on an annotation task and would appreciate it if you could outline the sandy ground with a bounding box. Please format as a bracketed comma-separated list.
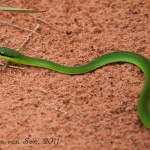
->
[0, 0, 150, 150]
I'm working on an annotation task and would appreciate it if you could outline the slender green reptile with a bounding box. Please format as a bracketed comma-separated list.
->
[0, 46, 150, 128]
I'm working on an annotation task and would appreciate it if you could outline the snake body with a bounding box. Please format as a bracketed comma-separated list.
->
[0, 47, 150, 128]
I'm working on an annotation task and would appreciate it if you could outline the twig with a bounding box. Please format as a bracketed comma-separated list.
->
[0, 62, 26, 70]
[32, 17, 58, 32]
[49, 104, 68, 115]
[18, 24, 40, 50]
[0, 21, 36, 32]
[1, 35, 12, 43]
[41, 89, 49, 94]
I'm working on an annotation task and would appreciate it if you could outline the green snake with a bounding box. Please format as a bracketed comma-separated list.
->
[0, 46, 150, 129]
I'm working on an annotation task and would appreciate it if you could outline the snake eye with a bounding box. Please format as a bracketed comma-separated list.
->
[0, 51, 6, 56]
[0, 51, 15, 58]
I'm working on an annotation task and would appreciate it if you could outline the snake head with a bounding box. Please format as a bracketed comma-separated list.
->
[0, 47, 23, 59]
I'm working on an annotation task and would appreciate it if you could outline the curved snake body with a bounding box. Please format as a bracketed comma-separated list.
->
[0, 47, 150, 128]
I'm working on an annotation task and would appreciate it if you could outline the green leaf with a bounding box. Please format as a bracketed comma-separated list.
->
[0, 6, 45, 13]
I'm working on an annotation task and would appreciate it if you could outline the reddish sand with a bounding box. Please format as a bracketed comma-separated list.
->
[0, 0, 150, 149]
